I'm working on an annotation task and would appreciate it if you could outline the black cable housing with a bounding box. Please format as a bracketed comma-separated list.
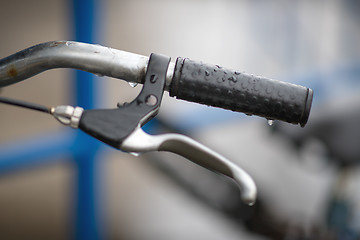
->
[0, 96, 50, 113]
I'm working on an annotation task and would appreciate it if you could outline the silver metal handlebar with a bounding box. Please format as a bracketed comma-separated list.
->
[0, 41, 175, 89]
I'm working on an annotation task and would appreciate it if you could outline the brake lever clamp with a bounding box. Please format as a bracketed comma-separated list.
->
[78, 53, 170, 148]
[77, 53, 257, 205]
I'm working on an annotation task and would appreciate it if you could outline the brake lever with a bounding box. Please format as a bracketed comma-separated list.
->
[52, 53, 257, 205]
[121, 127, 257, 205]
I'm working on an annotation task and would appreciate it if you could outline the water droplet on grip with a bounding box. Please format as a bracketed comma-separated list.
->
[129, 152, 141, 157]
[228, 76, 237, 82]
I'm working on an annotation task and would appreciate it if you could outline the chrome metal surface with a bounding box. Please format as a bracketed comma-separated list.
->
[121, 127, 257, 205]
[51, 105, 84, 129]
[165, 62, 175, 90]
[0, 41, 177, 90]
[70, 107, 84, 128]
[0, 41, 150, 87]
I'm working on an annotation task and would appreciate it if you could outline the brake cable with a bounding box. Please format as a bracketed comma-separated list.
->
[0, 96, 51, 113]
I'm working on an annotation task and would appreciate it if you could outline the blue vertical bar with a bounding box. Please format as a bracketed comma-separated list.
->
[72, 135, 102, 240]
[71, 0, 102, 239]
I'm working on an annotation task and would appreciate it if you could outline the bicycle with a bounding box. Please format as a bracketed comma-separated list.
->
[0, 40, 313, 208]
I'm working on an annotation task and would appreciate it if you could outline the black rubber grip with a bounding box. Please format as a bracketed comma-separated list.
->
[169, 57, 313, 127]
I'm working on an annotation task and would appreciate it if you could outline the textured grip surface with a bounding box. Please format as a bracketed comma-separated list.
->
[169, 57, 313, 127]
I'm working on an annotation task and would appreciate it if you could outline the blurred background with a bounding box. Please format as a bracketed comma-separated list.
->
[1, 0, 360, 239]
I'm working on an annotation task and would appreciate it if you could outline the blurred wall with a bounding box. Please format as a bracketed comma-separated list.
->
[0, 0, 72, 239]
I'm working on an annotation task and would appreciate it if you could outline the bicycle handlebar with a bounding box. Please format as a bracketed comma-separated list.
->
[0, 41, 315, 205]
[0, 41, 313, 127]
[0, 41, 162, 87]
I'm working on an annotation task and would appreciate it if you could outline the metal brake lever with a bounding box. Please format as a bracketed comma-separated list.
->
[52, 53, 257, 205]
[121, 127, 257, 205]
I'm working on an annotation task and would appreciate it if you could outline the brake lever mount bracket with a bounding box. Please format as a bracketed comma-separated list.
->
[78, 53, 171, 148]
